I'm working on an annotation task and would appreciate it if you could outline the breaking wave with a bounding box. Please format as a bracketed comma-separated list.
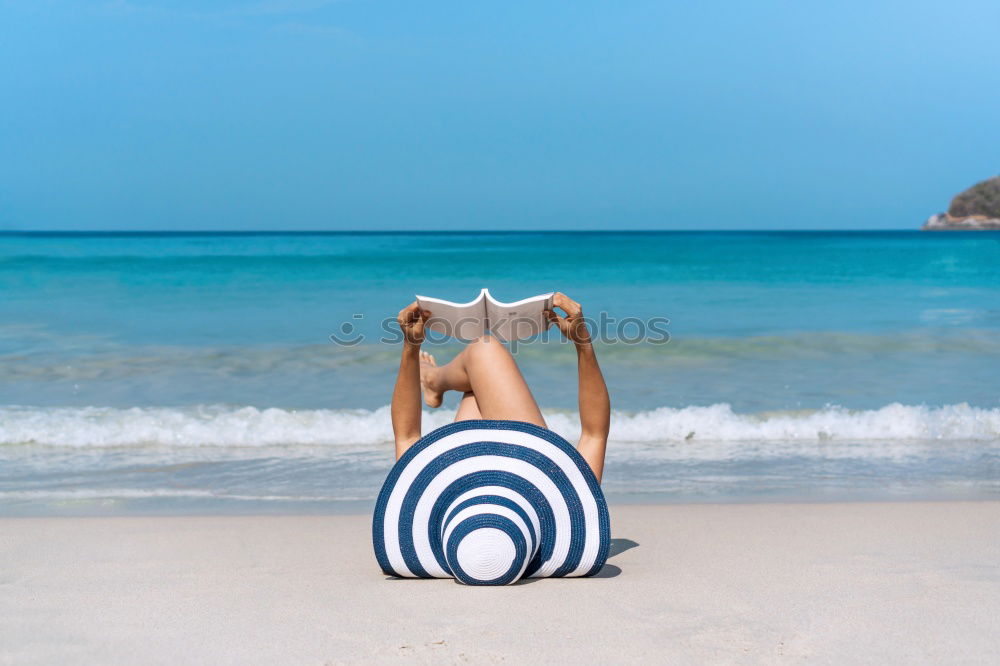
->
[1, 402, 998, 448]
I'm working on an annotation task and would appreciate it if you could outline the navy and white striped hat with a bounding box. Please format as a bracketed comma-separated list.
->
[373, 419, 610, 585]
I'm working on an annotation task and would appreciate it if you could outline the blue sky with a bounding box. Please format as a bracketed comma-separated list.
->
[1, 0, 998, 231]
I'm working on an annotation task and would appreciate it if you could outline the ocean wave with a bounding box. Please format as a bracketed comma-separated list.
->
[1, 402, 998, 448]
[0, 489, 364, 502]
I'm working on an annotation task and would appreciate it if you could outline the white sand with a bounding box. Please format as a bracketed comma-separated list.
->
[2, 502, 998, 664]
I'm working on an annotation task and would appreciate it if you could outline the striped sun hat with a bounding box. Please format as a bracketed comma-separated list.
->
[373, 419, 610, 585]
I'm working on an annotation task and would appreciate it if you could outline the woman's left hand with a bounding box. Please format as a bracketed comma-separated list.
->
[397, 302, 431, 347]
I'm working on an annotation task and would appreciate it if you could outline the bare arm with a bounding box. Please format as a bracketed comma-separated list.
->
[391, 302, 430, 459]
[574, 341, 610, 481]
[546, 292, 610, 482]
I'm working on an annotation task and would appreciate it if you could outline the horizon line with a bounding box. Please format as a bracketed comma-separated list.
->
[0, 229, 938, 236]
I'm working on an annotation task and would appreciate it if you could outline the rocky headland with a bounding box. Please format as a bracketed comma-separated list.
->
[923, 175, 1000, 230]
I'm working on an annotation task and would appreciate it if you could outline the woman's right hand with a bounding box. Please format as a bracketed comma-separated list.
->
[397, 302, 431, 347]
[545, 292, 591, 345]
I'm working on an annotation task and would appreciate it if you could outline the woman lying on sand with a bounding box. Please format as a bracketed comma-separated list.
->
[391, 292, 611, 482]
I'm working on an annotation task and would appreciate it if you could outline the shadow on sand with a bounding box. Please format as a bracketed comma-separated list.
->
[590, 537, 640, 578]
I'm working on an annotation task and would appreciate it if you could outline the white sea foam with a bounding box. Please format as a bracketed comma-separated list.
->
[0, 489, 363, 502]
[605, 402, 1000, 443]
[0, 402, 997, 448]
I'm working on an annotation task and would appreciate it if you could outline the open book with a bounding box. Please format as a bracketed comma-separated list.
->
[415, 288, 554, 342]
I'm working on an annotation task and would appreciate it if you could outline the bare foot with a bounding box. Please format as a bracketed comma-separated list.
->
[419, 351, 443, 408]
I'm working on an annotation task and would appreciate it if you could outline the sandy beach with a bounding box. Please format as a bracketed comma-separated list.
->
[2, 501, 997, 664]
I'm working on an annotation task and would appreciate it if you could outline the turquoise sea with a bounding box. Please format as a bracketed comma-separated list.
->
[1, 231, 998, 513]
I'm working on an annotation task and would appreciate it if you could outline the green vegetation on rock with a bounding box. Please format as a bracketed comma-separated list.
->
[948, 175, 1000, 219]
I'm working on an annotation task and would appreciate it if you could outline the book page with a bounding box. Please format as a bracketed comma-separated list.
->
[484, 290, 554, 342]
[415, 289, 488, 341]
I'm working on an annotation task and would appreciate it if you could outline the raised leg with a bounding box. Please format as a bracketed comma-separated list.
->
[454, 391, 482, 421]
[420, 336, 546, 428]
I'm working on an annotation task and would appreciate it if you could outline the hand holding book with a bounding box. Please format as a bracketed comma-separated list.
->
[396, 302, 431, 347]
[545, 292, 591, 345]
